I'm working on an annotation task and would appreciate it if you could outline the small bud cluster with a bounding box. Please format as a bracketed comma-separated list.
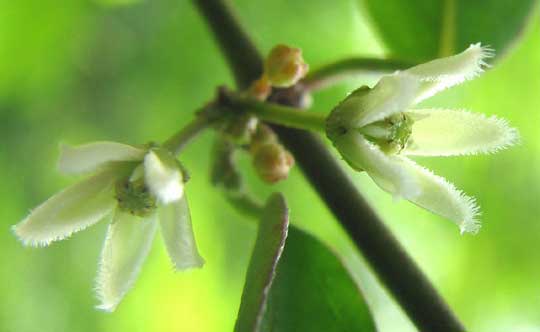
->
[265, 44, 309, 88]
[250, 124, 294, 183]
[247, 44, 309, 101]
[217, 110, 295, 185]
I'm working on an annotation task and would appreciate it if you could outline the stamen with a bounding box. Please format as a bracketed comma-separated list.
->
[358, 113, 414, 154]
[115, 178, 157, 217]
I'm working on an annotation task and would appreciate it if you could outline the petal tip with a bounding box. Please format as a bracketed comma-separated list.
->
[12, 220, 57, 247]
[172, 257, 205, 272]
[459, 195, 481, 235]
[465, 43, 495, 78]
[460, 219, 481, 235]
[12, 223, 37, 247]
[482, 115, 520, 154]
[95, 301, 117, 313]
[406, 43, 496, 103]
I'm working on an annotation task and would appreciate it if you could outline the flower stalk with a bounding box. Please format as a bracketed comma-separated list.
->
[229, 96, 327, 132]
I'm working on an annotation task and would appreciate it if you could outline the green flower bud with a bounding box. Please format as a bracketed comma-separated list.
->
[248, 76, 272, 100]
[250, 123, 278, 152]
[252, 143, 295, 183]
[265, 44, 309, 88]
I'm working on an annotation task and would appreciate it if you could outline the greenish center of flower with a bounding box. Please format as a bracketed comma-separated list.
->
[359, 113, 414, 154]
[115, 178, 157, 217]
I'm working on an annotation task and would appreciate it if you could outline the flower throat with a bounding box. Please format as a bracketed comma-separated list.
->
[358, 113, 414, 154]
[115, 178, 157, 217]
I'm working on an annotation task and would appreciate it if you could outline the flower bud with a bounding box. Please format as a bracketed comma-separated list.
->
[252, 143, 295, 183]
[250, 123, 278, 153]
[265, 44, 309, 88]
[248, 76, 272, 100]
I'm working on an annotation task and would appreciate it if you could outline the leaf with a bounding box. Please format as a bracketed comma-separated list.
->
[261, 231, 376, 332]
[362, 0, 538, 61]
[234, 193, 376, 332]
[234, 193, 289, 332]
[259, 227, 377, 332]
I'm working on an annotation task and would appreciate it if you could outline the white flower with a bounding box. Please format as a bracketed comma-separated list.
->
[12, 141, 204, 311]
[326, 43, 518, 234]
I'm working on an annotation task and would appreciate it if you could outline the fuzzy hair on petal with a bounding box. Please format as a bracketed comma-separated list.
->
[12, 169, 119, 247]
[400, 158, 481, 234]
[159, 196, 205, 271]
[58, 141, 146, 175]
[406, 43, 495, 103]
[95, 211, 157, 312]
[404, 108, 519, 157]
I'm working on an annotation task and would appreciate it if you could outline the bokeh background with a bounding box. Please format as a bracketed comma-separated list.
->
[1, 1, 539, 331]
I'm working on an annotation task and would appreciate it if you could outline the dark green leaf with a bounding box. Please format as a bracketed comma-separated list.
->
[234, 193, 289, 332]
[234, 193, 376, 332]
[362, 0, 537, 61]
[260, 227, 377, 332]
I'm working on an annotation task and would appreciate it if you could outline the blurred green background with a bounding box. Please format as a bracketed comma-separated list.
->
[1, 1, 539, 331]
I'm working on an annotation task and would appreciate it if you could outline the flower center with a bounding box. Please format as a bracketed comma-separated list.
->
[359, 113, 414, 154]
[115, 178, 157, 217]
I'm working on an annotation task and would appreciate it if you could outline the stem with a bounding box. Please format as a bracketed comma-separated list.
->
[162, 114, 211, 155]
[192, 1, 465, 331]
[231, 97, 327, 132]
[303, 57, 413, 91]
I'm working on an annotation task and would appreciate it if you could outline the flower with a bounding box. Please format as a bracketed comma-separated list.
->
[326, 43, 518, 234]
[12, 141, 204, 311]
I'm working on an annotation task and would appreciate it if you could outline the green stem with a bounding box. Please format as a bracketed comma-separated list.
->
[162, 114, 211, 156]
[232, 97, 326, 132]
[303, 57, 413, 91]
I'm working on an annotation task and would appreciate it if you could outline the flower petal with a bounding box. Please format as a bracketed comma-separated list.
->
[58, 141, 146, 175]
[328, 74, 420, 132]
[159, 195, 204, 270]
[356, 74, 421, 127]
[333, 131, 419, 200]
[399, 159, 480, 234]
[12, 169, 118, 247]
[95, 211, 158, 312]
[404, 109, 519, 156]
[405, 43, 494, 103]
[144, 149, 184, 204]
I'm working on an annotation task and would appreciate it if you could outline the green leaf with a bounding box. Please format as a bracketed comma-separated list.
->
[260, 228, 376, 332]
[362, 0, 538, 61]
[234, 193, 376, 332]
[234, 193, 289, 332]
